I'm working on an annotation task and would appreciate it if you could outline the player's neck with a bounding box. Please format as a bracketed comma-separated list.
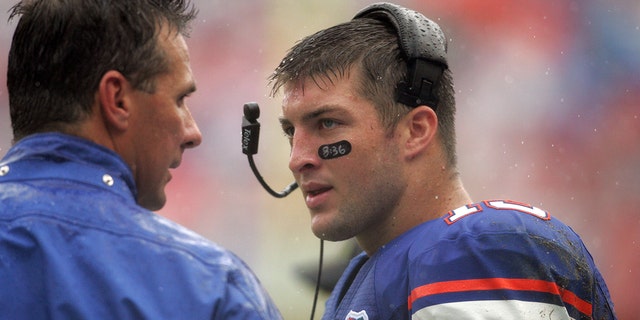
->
[357, 171, 471, 256]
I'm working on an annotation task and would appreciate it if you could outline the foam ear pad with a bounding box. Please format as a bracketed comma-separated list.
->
[353, 2, 448, 109]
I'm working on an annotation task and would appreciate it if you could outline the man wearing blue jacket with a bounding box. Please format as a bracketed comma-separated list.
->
[0, 0, 281, 318]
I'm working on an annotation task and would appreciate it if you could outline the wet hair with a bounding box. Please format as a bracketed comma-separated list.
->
[7, 0, 197, 141]
[269, 17, 458, 167]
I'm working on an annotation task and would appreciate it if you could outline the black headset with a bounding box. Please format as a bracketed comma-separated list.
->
[354, 2, 449, 110]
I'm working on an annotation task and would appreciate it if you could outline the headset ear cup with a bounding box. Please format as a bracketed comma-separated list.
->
[397, 59, 444, 108]
[353, 2, 448, 109]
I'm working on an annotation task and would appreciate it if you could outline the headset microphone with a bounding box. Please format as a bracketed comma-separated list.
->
[242, 102, 298, 198]
[241, 102, 322, 320]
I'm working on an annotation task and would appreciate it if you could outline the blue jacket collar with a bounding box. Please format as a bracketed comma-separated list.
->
[0, 132, 137, 199]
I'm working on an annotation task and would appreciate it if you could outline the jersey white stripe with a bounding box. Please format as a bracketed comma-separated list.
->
[412, 300, 574, 320]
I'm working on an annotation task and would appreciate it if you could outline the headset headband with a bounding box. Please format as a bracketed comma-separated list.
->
[353, 2, 448, 109]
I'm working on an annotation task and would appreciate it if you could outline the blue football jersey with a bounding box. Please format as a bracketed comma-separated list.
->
[323, 200, 616, 320]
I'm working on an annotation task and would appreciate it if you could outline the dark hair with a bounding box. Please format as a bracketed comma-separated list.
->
[7, 0, 197, 141]
[269, 18, 458, 167]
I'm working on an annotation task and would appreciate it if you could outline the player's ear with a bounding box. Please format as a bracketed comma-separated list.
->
[401, 105, 438, 160]
[97, 70, 131, 132]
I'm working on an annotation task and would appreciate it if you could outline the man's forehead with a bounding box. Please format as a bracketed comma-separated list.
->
[283, 66, 358, 92]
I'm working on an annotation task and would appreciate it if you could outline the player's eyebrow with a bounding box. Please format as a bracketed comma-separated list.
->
[279, 105, 344, 127]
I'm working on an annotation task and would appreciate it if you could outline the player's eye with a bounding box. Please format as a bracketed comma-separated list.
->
[320, 119, 337, 130]
[177, 93, 191, 108]
[282, 125, 294, 138]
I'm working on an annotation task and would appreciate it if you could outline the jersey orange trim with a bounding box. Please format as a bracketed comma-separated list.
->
[408, 278, 592, 316]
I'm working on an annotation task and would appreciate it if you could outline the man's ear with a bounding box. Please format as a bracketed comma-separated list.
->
[401, 105, 438, 160]
[98, 70, 131, 131]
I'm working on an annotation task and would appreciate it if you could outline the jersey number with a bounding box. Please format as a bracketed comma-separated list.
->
[445, 200, 550, 225]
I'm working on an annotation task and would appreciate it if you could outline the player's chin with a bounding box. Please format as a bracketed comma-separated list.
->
[310, 214, 351, 242]
[137, 190, 168, 211]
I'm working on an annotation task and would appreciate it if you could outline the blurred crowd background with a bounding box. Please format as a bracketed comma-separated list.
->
[1, 0, 637, 318]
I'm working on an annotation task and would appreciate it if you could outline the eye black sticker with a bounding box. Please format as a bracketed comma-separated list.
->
[318, 140, 352, 160]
